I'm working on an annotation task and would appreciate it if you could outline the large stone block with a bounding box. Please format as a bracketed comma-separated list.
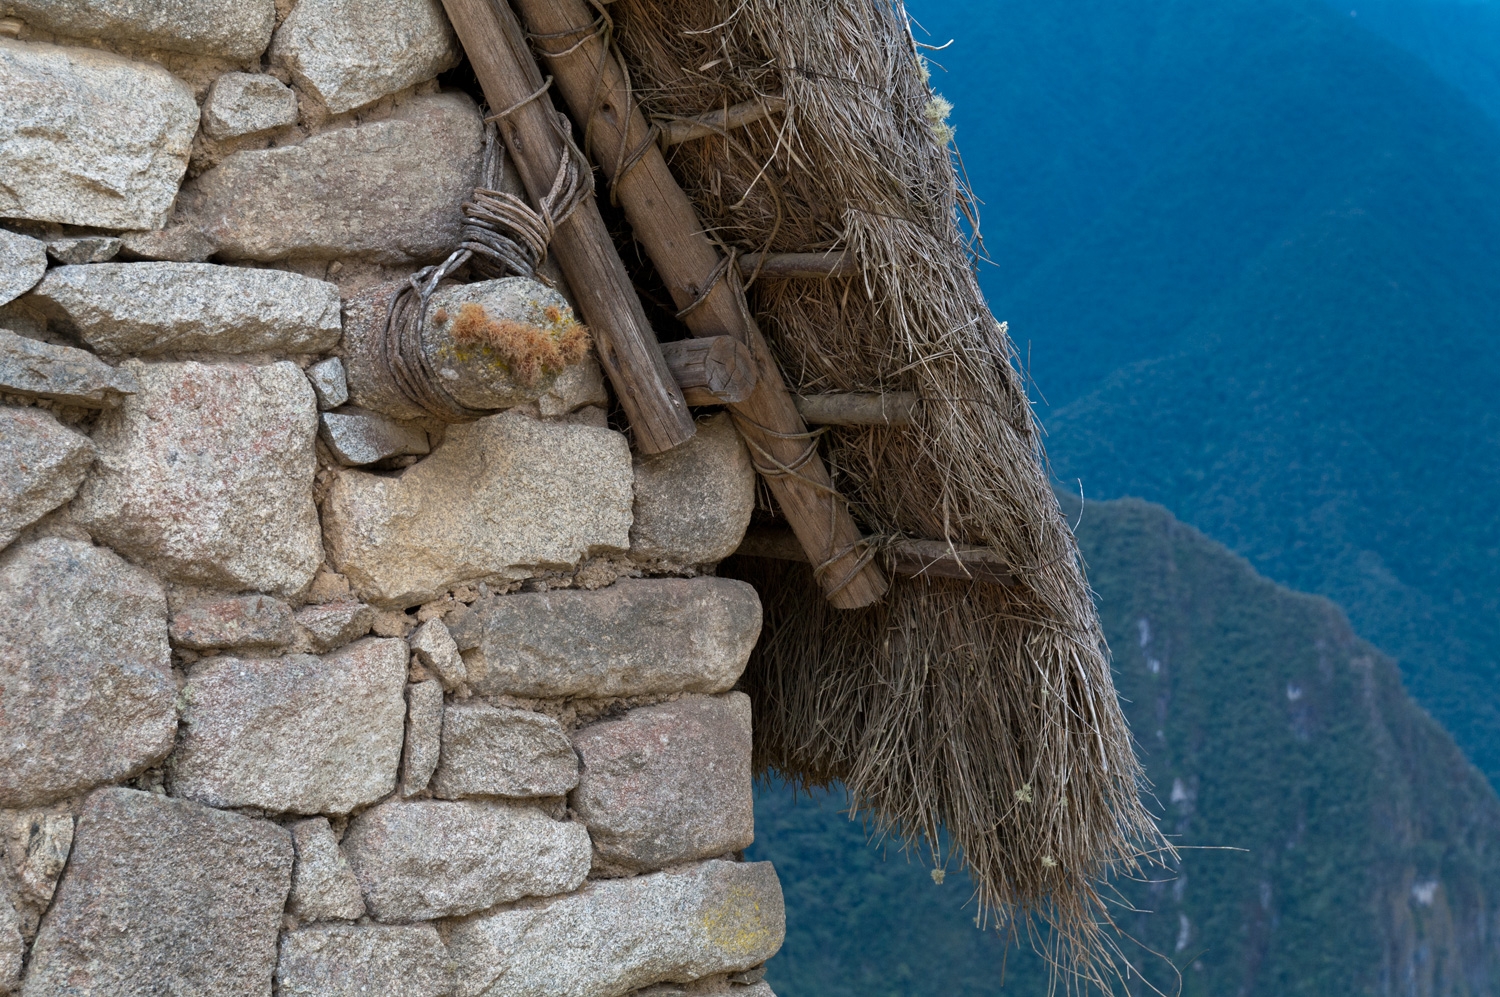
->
[270, 0, 460, 115]
[0, 228, 45, 307]
[0, 0, 275, 61]
[0, 328, 138, 408]
[178, 92, 482, 265]
[464, 578, 761, 700]
[0, 40, 197, 230]
[23, 788, 291, 997]
[25, 264, 342, 356]
[170, 638, 408, 815]
[0, 538, 174, 809]
[341, 799, 591, 921]
[72, 360, 322, 595]
[630, 413, 755, 565]
[323, 410, 632, 608]
[431, 704, 579, 800]
[289, 818, 366, 922]
[446, 860, 784, 997]
[0, 406, 94, 551]
[277, 924, 450, 997]
[571, 695, 754, 875]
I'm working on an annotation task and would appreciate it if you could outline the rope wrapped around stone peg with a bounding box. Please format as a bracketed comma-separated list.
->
[381, 117, 593, 422]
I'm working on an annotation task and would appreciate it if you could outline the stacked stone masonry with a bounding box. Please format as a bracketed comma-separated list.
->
[0, 1, 782, 994]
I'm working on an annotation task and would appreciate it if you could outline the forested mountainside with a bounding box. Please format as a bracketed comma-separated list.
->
[751, 498, 1500, 996]
[904, 0, 1500, 785]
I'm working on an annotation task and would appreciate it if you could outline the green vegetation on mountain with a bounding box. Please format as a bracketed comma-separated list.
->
[906, 0, 1500, 786]
[751, 498, 1500, 995]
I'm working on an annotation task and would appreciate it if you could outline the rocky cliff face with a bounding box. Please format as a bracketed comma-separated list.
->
[752, 497, 1500, 997]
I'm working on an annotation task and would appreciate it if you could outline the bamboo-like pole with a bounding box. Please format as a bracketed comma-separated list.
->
[739, 251, 856, 280]
[439, 0, 694, 455]
[511, 0, 888, 609]
[736, 527, 1014, 587]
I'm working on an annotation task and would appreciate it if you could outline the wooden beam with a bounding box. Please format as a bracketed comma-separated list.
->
[658, 96, 787, 147]
[735, 527, 1014, 587]
[795, 392, 919, 426]
[438, 0, 694, 455]
[660, 337, 757, 405]
[515, 0, 888, 610]
[739, 251, 856, 280]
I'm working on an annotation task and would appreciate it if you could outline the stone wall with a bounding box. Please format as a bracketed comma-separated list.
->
[0, 2, 783, 995]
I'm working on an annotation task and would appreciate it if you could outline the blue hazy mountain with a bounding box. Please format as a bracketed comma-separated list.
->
[752, 498, 1500, 996]
[903, 0, 1500, 785]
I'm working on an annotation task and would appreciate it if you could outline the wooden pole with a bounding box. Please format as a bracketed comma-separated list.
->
[658, 97, 787, 147]
[660, 337, 758, 405]
[736, 527, 1014, 587]
[795, 392, 919, 427]
[439, 0, 694, 455]
[739, 251, 856, 280]
[512, 0, 888, 609]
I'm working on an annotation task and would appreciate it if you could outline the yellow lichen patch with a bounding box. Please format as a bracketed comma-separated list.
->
[448, 300, 590, 387]
[696, 885, 777, 959]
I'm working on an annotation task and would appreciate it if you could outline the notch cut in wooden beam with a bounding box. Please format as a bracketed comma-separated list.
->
[735, 527, 1015, 587]
[660, 336, 758, 405]
[738, 251, 855, 280]
[794, 392, 918, 426]
[658, 97, 787, 147]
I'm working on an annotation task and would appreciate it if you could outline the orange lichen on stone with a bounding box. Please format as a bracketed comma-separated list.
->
[448, 301, 590, 386]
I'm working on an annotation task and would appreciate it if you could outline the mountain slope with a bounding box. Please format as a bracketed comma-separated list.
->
[905, 0, 1500, 783]
[750, 498, 1500, 996]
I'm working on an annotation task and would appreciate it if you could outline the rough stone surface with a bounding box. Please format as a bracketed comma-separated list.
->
[320, 408, 429, 467]
[270, 0, 460, 115]
[465, 578, 761, 700]
[72, 360, 322, 594]
[571, 695, 754, 875]
[289, 818, 366, 922]
[170, 638, 408, 815]
[537, 357, 608, 417]
[0, 538, 174, 809]
[0, 328, 138, 408]
[117, 225, 217, 264]
[26, 263, 342, 356]
[10, 813, 74, 908]
[631, 413, 755, 565]
[277, 924, 450, 997]
[0, 40, 197, 229]
[409, 619, 465, 690]
[170, 594, 294, 650]
[179, 92, 482, 265]
[432, 704, 578, 801]
[400, 680, 443, 798]
[446, 860, 784, 997]
[203, 72, 298, 140]
[341, 799, 591, 921]
[0, 891, 19, 994]
[23, 789, 291, 997]
[308, 357, 348, 410]
[0, 406, 94, 550]
[295, 600, 374, 653]
[45, 236, 120, 265]
[0, 228, 46, 306]
[0, 0, 275, 61]
[323, 410, 632, 608]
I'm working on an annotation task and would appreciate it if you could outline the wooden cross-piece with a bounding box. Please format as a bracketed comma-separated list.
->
[439, 0, 694, 456]
[505, 0, 889, 609]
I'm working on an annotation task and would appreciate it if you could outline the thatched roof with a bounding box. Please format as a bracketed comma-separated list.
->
[605, 0, 1167, 982]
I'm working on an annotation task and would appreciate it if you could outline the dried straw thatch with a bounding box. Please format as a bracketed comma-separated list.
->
[605, 0, 1167, 981]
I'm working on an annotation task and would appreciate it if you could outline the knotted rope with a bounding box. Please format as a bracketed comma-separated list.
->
[381, 111, 594, 422]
